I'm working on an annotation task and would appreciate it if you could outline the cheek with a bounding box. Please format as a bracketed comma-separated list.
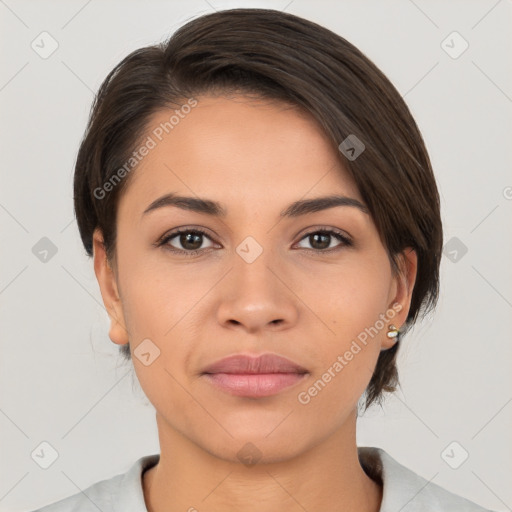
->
[306, 251, 392, 335]
[119, 257, 200, 417]
[116, 247, 206, 380]
[118, 241, 203, 334]
[303, 253, 392, 391]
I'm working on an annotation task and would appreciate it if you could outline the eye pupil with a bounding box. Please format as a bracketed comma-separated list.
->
[181, 232, 202, 250]
[310, 233, 330, 250]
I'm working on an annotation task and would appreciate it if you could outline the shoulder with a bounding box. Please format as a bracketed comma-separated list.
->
[28, 454, 159, 512]
[358, 446, 496, 512]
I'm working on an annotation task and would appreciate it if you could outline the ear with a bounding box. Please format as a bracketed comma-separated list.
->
[92, 228, 129, 347]
[381, 247, 418, 350]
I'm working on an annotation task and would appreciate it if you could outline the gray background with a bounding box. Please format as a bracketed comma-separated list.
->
[1, 0, 511, 511]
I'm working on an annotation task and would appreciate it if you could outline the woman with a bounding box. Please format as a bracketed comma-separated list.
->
[30, 8, 495, 512]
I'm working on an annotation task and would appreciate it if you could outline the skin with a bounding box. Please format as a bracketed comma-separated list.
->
[93, 95, 417, 512]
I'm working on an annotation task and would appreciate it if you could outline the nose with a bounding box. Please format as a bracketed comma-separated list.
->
[216, 250, 299, 334]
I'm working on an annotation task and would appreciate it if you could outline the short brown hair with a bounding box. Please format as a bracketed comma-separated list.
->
[73, 8, 443, 410]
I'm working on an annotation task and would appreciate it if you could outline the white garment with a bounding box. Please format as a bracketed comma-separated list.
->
[29, 446, 495, 511]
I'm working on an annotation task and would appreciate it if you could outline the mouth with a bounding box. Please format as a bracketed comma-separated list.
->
[200, 352, 309, 398]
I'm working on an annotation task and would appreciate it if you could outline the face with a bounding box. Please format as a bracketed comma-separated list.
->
[93, 95, 416, 463]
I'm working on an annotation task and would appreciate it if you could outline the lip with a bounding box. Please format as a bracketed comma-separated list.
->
[201, 353, 309, 398]
[202, 373, 308, 398]
[201, 353, 308, 375]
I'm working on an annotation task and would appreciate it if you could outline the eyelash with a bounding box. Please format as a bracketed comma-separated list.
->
[155, 226, 353, 257]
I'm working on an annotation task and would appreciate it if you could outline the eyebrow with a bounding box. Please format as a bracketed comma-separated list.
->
[142, 193, 369, 218]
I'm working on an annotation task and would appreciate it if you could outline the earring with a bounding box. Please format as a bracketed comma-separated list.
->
[386, 324, 399, 340]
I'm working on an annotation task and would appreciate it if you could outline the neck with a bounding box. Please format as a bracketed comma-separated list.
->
[142, 409, 382, 512]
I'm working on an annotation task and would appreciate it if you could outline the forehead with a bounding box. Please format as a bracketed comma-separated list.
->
[119, 95, 362, 217]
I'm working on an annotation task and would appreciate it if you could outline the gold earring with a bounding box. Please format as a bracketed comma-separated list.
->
[386, 324, 399, 339]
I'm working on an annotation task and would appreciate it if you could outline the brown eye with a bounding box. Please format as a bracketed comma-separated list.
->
[308, 232, 331, 250]
[175, 232, 203, 251]
[296, 229, 352, 252]
[158, 228, 216, 256]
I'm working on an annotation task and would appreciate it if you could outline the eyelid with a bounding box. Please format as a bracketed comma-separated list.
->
[297, 225, 352, 242]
